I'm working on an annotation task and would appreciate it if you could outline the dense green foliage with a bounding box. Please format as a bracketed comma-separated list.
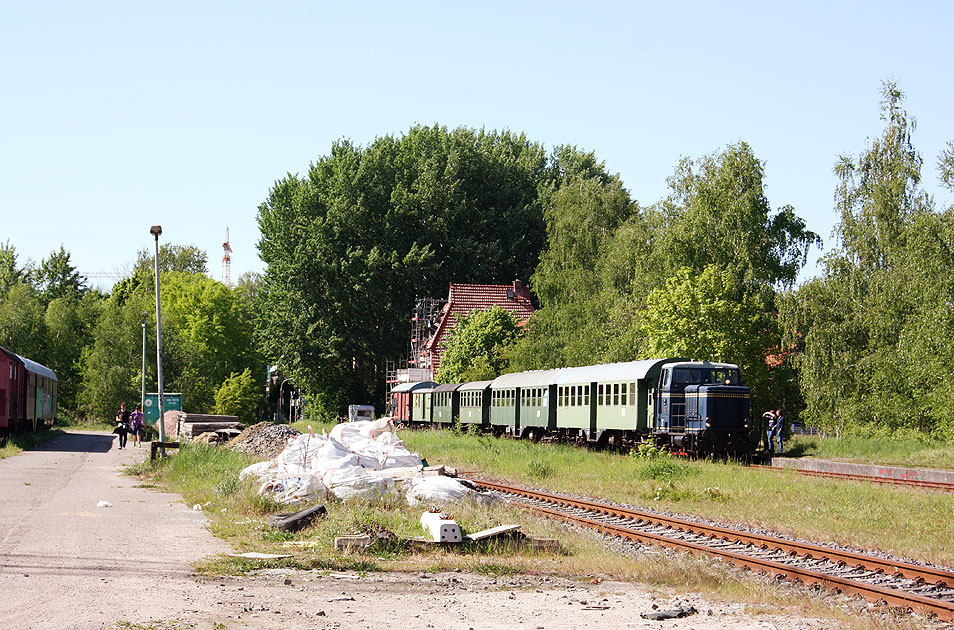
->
[508, 142, 816, 415]
[0, 241, 263, 423]
[780, 82, 954, 439]
[213, 368, 262, 424]
[256, 126, 553, 414]
[435, 306, 523, 383]
[79, 270, 261, 420]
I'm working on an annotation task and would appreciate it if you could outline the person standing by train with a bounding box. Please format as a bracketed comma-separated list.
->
[114, 402, 130, 450]
[762, 409, 778, 454]
[773, 408, 785, 454]
[128, 404, 144, 448]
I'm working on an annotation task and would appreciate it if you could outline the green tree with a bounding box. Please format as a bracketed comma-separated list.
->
[0, 283, 47, 359]
[637, 266, 778, 413]
[32, 246, 89, 304]
[133, 243, 208, 276]
[783, 81, 952, 439]
[653, 142, 820, 290]
[0, 241, 23, 299]
[436, 306, 522, 383]
[257, 125, 548, 414]
[212, 368, 261, 424]
[44, 292, 104, 417]
[80, 271, 259, 420]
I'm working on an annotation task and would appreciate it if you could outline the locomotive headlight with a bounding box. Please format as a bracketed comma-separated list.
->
[705, 418, 711, 428]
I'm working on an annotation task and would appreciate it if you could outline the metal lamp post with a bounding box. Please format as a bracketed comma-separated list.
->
[279, 378, 290, 422]
[150, 225, 167, 450]
[140, 312, 147, 413]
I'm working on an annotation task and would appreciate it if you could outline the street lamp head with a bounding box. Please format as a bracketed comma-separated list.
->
[149, 225, 162, 238]
[141, 311, 147, 325]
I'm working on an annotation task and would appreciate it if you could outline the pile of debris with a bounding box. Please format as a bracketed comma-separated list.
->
[240, 418, 497, 506]
[230, 422, 302, 459]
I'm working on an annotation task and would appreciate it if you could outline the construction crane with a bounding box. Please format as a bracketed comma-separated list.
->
[222, 227, 232, 286]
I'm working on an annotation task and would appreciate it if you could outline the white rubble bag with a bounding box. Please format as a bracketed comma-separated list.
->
[309, 435, 360, 474]
[239, 460, 278, 482]
[277, 433, 328, 475]
[405, 474, 499, 506]
[322, 465, 395, 501]
[258, 473, 329, 504]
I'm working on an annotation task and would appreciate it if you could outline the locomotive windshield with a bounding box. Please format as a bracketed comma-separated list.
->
[672, 367, 740, 385]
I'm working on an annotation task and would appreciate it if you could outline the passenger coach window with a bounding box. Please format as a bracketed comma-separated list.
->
[598, 384, 604, 405]
[629, 382, 636, 405]
[613, 383, 619, 405]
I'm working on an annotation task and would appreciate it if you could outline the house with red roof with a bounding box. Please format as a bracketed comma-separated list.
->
[417, 280, 535, 379]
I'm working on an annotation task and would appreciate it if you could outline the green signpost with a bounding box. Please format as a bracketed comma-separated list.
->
[143, 392, 182, 425]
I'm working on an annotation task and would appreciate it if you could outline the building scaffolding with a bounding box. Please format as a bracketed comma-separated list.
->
[385, 296, 444, 392]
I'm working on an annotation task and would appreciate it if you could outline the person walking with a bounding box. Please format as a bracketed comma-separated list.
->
[129, 404, 144, 447]
[114, 402, 130, 450]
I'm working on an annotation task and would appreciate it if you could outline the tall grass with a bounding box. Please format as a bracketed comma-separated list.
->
[786, 434, 954, 469]
[402, 429, 954, 567]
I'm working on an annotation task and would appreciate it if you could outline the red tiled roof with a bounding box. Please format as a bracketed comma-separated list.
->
[424, 282, 535, 374]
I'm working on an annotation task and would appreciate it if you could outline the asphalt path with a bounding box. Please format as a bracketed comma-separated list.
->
[0, 431, 229, 629]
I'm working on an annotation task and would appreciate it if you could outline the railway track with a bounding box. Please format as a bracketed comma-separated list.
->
[465, 476, 954, 622]
[751, 464, 954, 493]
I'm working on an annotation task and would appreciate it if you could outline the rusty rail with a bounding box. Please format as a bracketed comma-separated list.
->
[751, 465, 954, 493]
[465, 477, 954, 622]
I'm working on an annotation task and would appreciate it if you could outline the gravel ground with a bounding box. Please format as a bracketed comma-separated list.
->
[229, 422, 301, 459]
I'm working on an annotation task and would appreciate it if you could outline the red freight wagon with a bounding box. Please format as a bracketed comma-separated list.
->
[388, 381, 436, 423]
[0, 346, 57, 435]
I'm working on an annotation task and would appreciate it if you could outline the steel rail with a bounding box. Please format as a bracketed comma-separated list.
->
[751, 465, 954, 493]
[465, 477, 954, 622]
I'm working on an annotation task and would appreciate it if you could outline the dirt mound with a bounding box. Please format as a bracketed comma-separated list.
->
[229, 422, 301, 459]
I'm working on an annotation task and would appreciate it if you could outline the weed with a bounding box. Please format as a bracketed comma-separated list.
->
[526, 457, 554, 479]
[648, 481, 695, 502]
[473, 562, 522, 576]
[213, 471, 240, 496]
[630, 441, 670, 460]
[703, 486, 728, 502]
[634, 457, 692, 480]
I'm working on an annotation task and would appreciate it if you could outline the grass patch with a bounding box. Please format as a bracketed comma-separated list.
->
[0, 427, 64, 460]
[786, 434, 954, 469]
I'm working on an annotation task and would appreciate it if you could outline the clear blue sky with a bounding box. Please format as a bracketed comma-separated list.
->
[3, 1, 952, 289]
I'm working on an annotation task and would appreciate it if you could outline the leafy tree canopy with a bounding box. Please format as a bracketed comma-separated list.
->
[134, 243, 208, 276]
[257, 125, 551, 413]
[436, 306, 523, 383]
[213, 368, 261, 424]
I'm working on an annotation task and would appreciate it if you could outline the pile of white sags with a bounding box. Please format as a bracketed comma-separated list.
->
[239, 418, 498, 507]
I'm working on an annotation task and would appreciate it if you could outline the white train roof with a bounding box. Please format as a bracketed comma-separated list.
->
[554, 358, 682, 385]
[491, 368, 565, 389]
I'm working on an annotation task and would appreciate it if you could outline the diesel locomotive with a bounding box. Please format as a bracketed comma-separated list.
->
[390, 357, 758, 457]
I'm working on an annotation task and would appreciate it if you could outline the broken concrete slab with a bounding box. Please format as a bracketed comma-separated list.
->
[228, 552, 293, 560]
[464, 524, 521, 541]
[334, 535, 372, 551]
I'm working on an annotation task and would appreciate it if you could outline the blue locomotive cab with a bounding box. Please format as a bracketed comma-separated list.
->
[653, 362, 755, 456]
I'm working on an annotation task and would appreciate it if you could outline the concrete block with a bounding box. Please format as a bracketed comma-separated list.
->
[420, 512, 462, 543]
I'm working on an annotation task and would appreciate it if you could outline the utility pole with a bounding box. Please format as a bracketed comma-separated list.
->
[150, 225, 167, 452]
[141, 312, 147, 413]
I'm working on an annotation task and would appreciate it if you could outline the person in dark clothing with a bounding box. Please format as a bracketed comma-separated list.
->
[114, 402, 130, 450]
[773, 408, 785, 454]
[762, 409, 776, 454]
